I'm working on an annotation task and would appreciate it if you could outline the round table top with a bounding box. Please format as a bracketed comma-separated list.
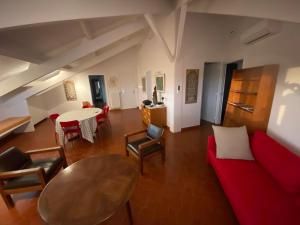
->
[56, 108, 102, 122]
[38, 155, 139, 225]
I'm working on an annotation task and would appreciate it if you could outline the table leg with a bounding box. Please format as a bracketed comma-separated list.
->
[126, 201, 133, 225]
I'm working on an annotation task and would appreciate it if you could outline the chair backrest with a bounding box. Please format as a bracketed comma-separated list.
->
[103, 105, 110, 117]
[147, 124, 164, 139]
[60, 120, 80, 131]
[49, 114, 59, 123]
[82, 105, 93, 108]
[96, 112, 105, 122]
[82, 101, 92, 108]
[0, 147, 31, 172]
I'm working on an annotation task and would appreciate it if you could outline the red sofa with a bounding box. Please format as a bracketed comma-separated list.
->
[207, 131, 300, 225]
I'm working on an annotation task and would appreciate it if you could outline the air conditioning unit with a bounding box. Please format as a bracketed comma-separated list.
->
[240, 20, 281, 45]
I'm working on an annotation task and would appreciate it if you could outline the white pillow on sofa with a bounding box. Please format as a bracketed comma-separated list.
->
[212, 125, 254, 160]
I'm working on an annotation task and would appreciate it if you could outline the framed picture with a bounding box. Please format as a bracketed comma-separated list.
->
[155, 73, 165, 92]
[63, 80, 77, 101]
[185, 69, 199, 104]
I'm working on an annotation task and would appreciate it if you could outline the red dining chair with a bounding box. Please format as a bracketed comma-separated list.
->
[82, 101, 93, 108]
[103, 105, 111, 128]
[95, 112, 106, 138]
[82, 104, 93, 108]
[49, 113, 60, 144]
[49, 113, 59, 124]
[60, 120, 82, 149]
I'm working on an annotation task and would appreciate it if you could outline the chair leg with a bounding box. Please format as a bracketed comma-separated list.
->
[126, 201, 133, 225]
[54, 132, 58, 144]
[140, 155, 144, 175]
[1, 193, 14, 208]
[106, 118, 112, 128]
[70, 134, 74, 147]
[161, 147, 166, 162]
[125, 145, 129, 156]
[97, 125, 101, 139]
[63, 134, 66, 150]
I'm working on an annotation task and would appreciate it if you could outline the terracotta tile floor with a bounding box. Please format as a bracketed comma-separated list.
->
[0, 109, 238, 225]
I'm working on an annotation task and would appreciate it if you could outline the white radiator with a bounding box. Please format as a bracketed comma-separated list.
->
[109, 91, 121, 109]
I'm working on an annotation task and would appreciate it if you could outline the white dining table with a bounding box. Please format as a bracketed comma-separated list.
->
[55, 108, 102, 145]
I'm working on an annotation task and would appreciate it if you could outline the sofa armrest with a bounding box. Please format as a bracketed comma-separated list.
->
[207, 136, 216, 164]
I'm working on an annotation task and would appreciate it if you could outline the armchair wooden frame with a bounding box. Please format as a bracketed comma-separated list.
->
[0, 146, 67, 208]
[125, 129, 165, 175]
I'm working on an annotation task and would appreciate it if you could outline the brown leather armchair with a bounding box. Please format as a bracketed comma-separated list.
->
[0, 146, 67, 208]
[125, 124, 165, 175]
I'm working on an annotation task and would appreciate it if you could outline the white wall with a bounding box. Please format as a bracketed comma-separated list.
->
[137, 11, 177, 131]
[0, 99, 34, 132]
[174, 13, 300, 153]
[41, 84, 80, 115]
[38, 46, 139, 115]
[27, 94, 48, 125]
[224, 21, 300, 154]
[176, 13, 234, 129]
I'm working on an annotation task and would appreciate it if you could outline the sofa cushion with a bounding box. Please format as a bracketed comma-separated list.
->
[207, 139, 300, 225]
[252, 131, 300, 194]
[212, 126, 254, 160]
[0, 147, 31, 172]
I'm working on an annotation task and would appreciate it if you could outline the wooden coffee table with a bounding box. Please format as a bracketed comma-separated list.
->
[38, 154, 139, 225]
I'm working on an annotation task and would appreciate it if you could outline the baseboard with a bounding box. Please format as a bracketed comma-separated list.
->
[181, 125, 201, 131]
[34, 118, 48, 127]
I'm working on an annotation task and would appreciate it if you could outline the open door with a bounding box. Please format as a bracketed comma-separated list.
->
[89, 75, 107, 108]
[201, 62, 223, 124]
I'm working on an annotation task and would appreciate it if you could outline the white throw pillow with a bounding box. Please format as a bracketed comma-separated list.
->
[212, 125, 254, 160]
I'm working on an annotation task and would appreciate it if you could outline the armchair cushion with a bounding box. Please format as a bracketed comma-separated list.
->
[2, 157, 62, 190]
[0, 147, 31, 172]
[28, 157, 63, 178]
[147, 124, 164, 139]
[128, 137, 163, 156]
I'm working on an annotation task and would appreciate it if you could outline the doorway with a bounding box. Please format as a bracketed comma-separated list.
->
[88, 75, 107, 108]
[201, 62, 223, 124]
[220, 60, 243, 124]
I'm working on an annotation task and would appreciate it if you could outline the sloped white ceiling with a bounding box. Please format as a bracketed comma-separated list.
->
[0, 55, 30, 81]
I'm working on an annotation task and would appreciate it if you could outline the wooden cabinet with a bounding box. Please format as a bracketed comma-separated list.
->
[141, 106, 166, 127]
[223, 64, 278, 133]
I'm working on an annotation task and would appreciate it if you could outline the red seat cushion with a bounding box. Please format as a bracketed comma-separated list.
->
[252, 131, 300, 194]
[208, 136, 300, 225]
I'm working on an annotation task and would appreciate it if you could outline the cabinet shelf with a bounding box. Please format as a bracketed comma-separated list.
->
[228, 102, 254, 113]
[224, 64, 278, 133]
[230, 90, 258, 95]
[232, 79, 260, 82]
